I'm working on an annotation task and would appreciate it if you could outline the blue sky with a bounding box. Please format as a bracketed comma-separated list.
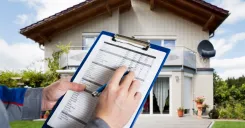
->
[0, 0, 245, 79]
[0, 0, 33, 44]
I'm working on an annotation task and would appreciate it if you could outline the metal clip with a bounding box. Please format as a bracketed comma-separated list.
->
[112, 34, 150, 50]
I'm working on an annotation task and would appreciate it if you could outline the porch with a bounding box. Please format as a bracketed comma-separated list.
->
[134, 116, 212, 128]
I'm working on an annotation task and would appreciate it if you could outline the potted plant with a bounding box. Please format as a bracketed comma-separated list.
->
[44, 111, 50, 119]
[194, 96, 205, 105]
[177, 107, 184, 117]
[209, 106, 219, 119]
[202, 103, 209, 114]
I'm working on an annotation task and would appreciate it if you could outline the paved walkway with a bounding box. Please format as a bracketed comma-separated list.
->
[134, 116, 213, 128]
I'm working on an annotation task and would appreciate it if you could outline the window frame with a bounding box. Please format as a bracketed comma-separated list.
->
[133, 35, 177, 47]
[82, 33, 99, 50]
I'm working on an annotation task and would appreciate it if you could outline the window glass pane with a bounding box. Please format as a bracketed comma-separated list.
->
[164, 40, 175, 47]
[150, 40, 162, 46]
[153, 77, 170, 114]
[83, 36, 97, 50]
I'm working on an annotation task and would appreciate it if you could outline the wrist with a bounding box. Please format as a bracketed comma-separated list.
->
[96, 115, 122, 128]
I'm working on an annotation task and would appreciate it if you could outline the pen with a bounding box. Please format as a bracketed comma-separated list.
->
[92, 71, 130, 97]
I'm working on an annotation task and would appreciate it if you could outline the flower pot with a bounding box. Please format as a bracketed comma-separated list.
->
[196, 102, 203, 106]
[44, 114, 49, 119]
[178, 110, 184, 117]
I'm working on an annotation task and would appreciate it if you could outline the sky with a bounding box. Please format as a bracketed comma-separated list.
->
[0, 0, 245, 79]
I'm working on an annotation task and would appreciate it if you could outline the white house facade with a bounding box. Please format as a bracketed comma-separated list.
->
[20, 0, 229, 117]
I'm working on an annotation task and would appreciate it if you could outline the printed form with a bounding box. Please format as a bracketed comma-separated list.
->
[47, 35, 166, 128]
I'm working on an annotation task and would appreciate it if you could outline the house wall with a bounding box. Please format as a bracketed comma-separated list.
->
[169, 71, 213, 116]
[193, 72, 214, 112]
[44, 10, 120, 69]
[171, 71, 183, 116]
[120, 0, 210, 68]
[44, 0, 210, 69]
[43, 0, 214, 116]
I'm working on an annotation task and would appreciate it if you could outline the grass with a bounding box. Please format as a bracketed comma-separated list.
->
[10, 121, 45, 128]
[9, 120, 245, 128]
[212, 121, 245, 128]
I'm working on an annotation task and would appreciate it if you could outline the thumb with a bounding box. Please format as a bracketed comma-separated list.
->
[69, 82, 86, 92]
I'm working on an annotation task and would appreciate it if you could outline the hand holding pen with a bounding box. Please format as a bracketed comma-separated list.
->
[94, 66, 142, 128]
[92, 71, 130, 97]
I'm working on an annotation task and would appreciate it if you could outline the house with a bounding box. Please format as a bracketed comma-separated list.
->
[20, 0, 229, 117]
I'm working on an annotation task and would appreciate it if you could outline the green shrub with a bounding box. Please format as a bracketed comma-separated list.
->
[214, 72, 245, 120]
[234, 103, 245, 120]
[0, 43, 70, 88]
[22, 70, 45, 88]
[0, 71, 21, 87]
[218, 103, 245, 120]
[219, 107, 231, 119]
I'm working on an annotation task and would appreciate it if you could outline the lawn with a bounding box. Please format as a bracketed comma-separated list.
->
[10, 121, 45, 128]
[213, 121, 245, 128]
[9, 120, 245, 128]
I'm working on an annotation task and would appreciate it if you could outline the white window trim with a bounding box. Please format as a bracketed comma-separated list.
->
[134, 35, 177, 47]
[184, 72, 194, 78]
[82, 33, 99, 50]
[134, 35, 177, 40]
[82, 32, 100, 36]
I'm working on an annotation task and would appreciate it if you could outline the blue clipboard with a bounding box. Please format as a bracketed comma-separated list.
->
[43, 31, 170, 128]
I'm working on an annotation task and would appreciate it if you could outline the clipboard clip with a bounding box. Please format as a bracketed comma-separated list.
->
[112, 34, 150, 51]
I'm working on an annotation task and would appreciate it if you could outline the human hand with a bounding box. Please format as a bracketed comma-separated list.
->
[95, 66, 142, 128]
[42, 77, 86, 111]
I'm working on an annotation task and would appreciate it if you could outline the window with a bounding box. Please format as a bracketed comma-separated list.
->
[82, 35, 98, 50]
[148, 39, 176, 47]
[164, 40, 175, 47]
[153, 77, 170, 114]
[142, 77, 170, 115]
[150, 40, 162, 46]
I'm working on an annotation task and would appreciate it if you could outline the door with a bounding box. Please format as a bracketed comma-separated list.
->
[142, 77, 170, 115]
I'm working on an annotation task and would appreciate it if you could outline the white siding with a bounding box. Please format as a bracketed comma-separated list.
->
[120, 0, 210, 68]
[44, 0, 210, 69]
[171, 71, 183, 116]
[193, 73, 214, 112]
[44, 10, 120, 67]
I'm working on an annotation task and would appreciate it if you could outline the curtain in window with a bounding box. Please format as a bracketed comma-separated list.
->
[153, 77, 169, 113]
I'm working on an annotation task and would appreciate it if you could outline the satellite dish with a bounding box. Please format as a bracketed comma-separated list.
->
[197, 40, 216, 58]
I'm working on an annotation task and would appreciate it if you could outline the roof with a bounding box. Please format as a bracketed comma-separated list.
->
[20, 0, 229, 45]
[20, 0, 97, 33]
[191, 0, 228, 14]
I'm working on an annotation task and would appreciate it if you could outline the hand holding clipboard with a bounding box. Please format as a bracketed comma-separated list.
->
[43, 31, 170, 128]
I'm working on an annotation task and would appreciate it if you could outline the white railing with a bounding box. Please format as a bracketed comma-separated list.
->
[59, 46, 197, 69]
[165, 46, 196, 69]
[59, 46, 89, 69]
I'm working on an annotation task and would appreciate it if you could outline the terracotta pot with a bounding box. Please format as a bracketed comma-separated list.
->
[178, 110, 184, 117]
[44, 114, 49, 119]
[196, 102, 203, 108]
[196, 102, 203, 105]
